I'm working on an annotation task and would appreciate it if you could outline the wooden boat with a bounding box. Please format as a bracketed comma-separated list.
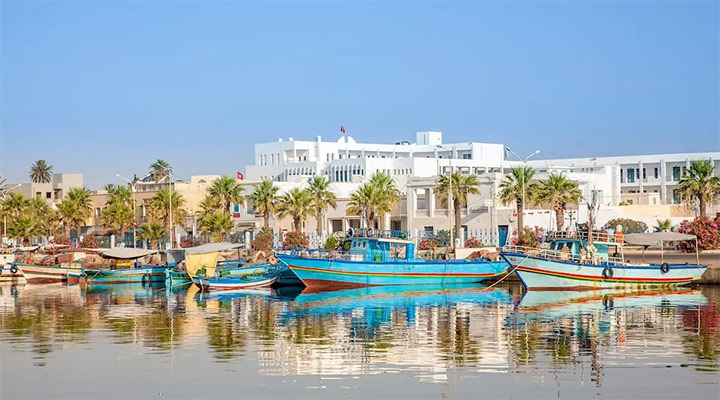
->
[192, 269, 280, 291]
[166, 242, 247, 287]
[276, 237, 509, 290]
[0, 249, 23, 281]
[14, 245, 85, 283]
[82, 248, 165, 285]
[501, 231, 707, 290]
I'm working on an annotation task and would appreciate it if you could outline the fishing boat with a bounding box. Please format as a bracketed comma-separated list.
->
[165, 242, 247, 287]
[192, 272, 280, 291]
[82, 248, 165, 285]
[0, 248, 23, 281]
[275, 236, 509, 290]
[501, 231, 707, 290]
[14, 245, 85, 283]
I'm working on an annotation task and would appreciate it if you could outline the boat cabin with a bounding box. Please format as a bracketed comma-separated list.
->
[547, 238, 615, 263]
[343, 237, 418, 262]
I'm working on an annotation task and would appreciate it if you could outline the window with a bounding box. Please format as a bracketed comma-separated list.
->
[642, 168, 646, 181]
[627, 168, 635, 183]
[462, 153, 471, 159]
[620, 169, 624, 183]
[654, 167, 659, 179]
[35, 192, 41, 198]
[672, 166, 681, 181]
[95, 207, 101, 217]
[46, 192, 51, 199]
[424, 226, 434, 236]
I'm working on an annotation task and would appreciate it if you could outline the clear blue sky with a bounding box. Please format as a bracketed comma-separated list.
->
[1, 1, 718, 189]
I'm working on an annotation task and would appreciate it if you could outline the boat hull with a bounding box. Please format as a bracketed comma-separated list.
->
[15, 263, 80, 283]
[83, 267, 167, 284]
[165, 270, 192, 287]
[501, 251, 706, 290]
[192, 274, 278, 291]
[276, 255, 509, 289]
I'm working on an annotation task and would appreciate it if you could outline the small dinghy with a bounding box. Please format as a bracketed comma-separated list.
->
[192, 268, 280, 291]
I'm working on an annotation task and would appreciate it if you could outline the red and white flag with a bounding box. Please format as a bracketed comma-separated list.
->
[236, 171, 244, 180]
[340, 125, 346, 134]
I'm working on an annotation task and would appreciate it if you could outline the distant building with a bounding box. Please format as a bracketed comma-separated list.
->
[14, 173, 84, 205]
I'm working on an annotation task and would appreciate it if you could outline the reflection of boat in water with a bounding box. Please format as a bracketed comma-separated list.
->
[289, 284, 513, 316]
[514, 288, 707, 322]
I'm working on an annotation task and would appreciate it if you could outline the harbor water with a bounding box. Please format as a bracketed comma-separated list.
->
[1, 282, 718, 399]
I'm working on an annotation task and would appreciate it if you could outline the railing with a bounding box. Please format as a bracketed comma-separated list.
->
[504, 244, 626, 266]
[548, 230, 623, 244]
[276, 247, 355, 261]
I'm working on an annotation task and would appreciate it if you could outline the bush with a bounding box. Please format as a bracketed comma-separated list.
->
[324, 236, 339, 251]
[180, 236, 200, 248]
[419, 238, 439, 250]
[282, 231, 309, 248]
[511, 226, 545, 247]
[465, 237, 483, 248]
[251, 229, 274, 252]
[603, 218, 648, 233]
[79, 235, 99, 248]
[678, 216, 720, 253]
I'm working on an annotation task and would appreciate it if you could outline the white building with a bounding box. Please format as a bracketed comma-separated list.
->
[13, 173, 84, 205]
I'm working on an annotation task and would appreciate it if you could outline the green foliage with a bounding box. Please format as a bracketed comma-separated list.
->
[347, 172, 400, 228]
[249, 180, 280, 228]
[276, 188, 313, 233]
[282, 231, 309, 248]
[199, 212, 234, 242]
[251, 229, 274, 252]
[138, 222, 166, 249]
[676, 159, 720, 217]
[307, 176, 337, 234]
[208, 175, 244, 215]
[536, 173, 583, 230]
[418, 238, 439, 250]
[499, 166, 539, 231]
[655, 219, 672, 232]
[512, 226, 545, 247]
[602, 218, 648, 234]
[678, 216, 720, 253]
[149, 159, 172, 182]
[436, 173, 481, 236]
[29, 159, 53, 183]
[464, 237, 483, 248]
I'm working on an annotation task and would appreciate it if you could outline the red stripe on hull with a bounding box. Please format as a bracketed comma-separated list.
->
[516, 265, 694, 283]
[300, 279, 376, 293]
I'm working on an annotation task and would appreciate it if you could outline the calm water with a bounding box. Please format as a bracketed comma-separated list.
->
[0, 282, 718, 399]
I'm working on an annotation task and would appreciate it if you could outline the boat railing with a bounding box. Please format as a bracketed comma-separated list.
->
[277, 247, 354, 261]
[503, 244, 626, 266]
[547, 230, 623, 244]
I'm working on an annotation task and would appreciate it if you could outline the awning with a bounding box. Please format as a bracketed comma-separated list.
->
[184, 242, 244, 255]
[101, 248, 159, 260]
[624, 232, 696, 246]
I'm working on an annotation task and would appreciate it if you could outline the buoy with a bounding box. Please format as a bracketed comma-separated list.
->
[660, 263, 670, 274]
[602, 266, 614, 279]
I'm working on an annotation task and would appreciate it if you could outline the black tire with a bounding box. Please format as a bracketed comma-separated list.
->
[660, 263, 670, 274]
[602, 266, 614, 279]
[10, 265, 18, 274]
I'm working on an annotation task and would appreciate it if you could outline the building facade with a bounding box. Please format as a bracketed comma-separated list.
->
[14, 173, 84, 205]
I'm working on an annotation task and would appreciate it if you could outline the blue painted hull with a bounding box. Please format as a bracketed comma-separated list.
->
[276, 255, 509, 289]
[192, 271, 279, 291]
[165, 270, 192, 287]
[83, 266, 167, 284]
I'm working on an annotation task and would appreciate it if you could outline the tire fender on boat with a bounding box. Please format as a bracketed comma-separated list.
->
[10, 265, 18, 274]
[602, 266, 614, 279]
[660, 263, 670, 274]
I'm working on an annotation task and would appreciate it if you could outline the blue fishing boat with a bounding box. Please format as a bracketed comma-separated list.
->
[192, 268, 281, 291]
[501, 231, 707, 290]
[165, 268, 193, 287]
[82, 248, 166, 285]
[275, 237, 509, 290]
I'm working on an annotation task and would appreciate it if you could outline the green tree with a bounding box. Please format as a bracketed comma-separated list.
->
[535, 173, 582, 231]
[148, 188, 186, 236]
[249, 180, 280, 229]
[138, 222, 166, 249]
[208, 175, 244, 216]
[29, 159, 53, 183]
[55, 199, 76, 239]
[101, 202, 135, 241]
[276, 188, 313, 233]
[347, 183, 377, 229]
[367, 172, 400, 229]
[677, 159, 720, 217]
[67, 187, 93, 241]
[435, 173, 480, 237]
[499, 166, 538, 232]
[149, 159, 172, 182]
[307, 176, 337, 235]
[2, 192, 30, 219]
[199, 212, 234, 242]
[8, 215, 42, 246]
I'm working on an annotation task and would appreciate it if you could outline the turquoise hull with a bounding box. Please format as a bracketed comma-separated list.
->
[276, 255, 509, 289]
[165, 270, 192, 287]
[83, 266, 167, 285]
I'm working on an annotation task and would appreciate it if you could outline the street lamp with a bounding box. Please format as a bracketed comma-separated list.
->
[506, 148, 540, 228]
[436, 145, 455, 246]
[156, 167, 174, 249]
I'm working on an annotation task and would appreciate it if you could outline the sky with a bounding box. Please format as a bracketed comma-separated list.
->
[1, 1, 718, 189]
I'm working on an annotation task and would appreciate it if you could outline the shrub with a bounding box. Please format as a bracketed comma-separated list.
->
[511, 226, 545, 247]
[251, 229, 274, 252]
[79, 235, 99, 248]
[603, 218, 648, 234]
[419, 238, 439, 250]
[465, 237, 483, 248]
[324, 236, 339, 251]
[180, 236, 200, 248]
[282, 231, 309, 248]
[678, 216, 720, 253]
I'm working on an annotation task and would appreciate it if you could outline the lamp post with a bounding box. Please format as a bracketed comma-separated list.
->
[157, 167, 174, 249]
[506, 148, 540, 229]
[436, 145, 454, 246]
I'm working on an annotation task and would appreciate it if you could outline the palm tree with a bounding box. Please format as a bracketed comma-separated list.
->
[8, 215, 42, 246]
[249, 180, 280, 229]
[2, 192, 29, 218]
[101, 202, 135, 242]
[138, 222, 166, 249]
[499, 166, 538, 232]
[435, 173, 480, 237]
[149, 159, 172, 182]
[199, 212, 234, 242]
[55, 199, 76, 239]
[0, 176, 7, 195]
[307, 176, 337, 235]
[148, 188, 186, 235]
[536, 173, 582, 231]
[208, 175, 244, 216]
[676, 159, 720, 217]
[67, 187, 93, 241]
[276, 188, 313, 233]
[367, 172, 400, 229]
[347, 183, 377, 229]
[27, 197, 50, 228]
[29, 160, 53, 183]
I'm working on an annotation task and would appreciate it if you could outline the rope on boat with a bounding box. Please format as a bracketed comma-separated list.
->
[481, 253, 530, 291]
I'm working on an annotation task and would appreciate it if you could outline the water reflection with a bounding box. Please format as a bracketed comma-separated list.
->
[1, 282, 718, 389]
